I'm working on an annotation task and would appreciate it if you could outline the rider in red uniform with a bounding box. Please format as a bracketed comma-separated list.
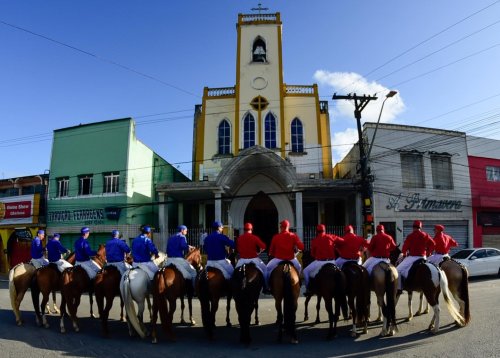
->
[428, 224, 458, 265]
[363, 224, 396, 275]
[397, 220, 435, 292]
[335, 225, 368, 269]
[266, 220, 304, 282]
[235, 222, 267, 282]
[302, 224, 342, 294]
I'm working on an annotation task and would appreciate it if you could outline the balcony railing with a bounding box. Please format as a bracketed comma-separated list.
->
[240, 13, 278, 23]
[285, 85, 315, 95]
[206, 87, 236, 98]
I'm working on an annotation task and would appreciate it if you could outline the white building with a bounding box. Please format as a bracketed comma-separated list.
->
[336, 122, 473, 248]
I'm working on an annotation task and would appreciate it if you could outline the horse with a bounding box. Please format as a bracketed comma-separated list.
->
[390, 246, 465, 333]
[269, 261, 301, 344]
[59, 245, 106, 333]
[30, 252, 76, 328]
[301, 250, 322, 324]
[342, 261, 370, 337]
[94, 265, 127, 338]
[150, 248, 202, 343]
[9, 251, 74, 327]
[120, 252, 167, 339]
[231, 263, 264, 345]
[197, 265, 233, 340]
[369, 261, 399, 336]
[415, 258, 471, 327]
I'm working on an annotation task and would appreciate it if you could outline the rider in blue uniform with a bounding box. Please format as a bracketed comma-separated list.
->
[30, 229, 49, 269]
[105, 230, 132, 275]
[131, 225, 160, 280]
[165, 225, 196, 295]
[204, 221, 235, 280]
[46, 233, 73, 272]
[74, 227, 101, 280]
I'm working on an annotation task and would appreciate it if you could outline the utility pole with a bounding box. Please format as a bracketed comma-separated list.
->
[332, 93, 377, 237]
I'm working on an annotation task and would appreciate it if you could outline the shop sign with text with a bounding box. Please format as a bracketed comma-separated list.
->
[387, 193, 462, 212]
[0, 195, 36, 225]
[48, 208, 105, 225]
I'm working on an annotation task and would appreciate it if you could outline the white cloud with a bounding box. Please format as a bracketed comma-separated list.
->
[314, 70, 406, 164]
[331, 127, 359, 164]
[314, 70, 405, 123]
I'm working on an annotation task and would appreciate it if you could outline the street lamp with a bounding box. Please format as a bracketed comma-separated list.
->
[366, 90, 398, 161]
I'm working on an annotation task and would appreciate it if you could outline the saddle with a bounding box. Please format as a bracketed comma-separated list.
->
[405, 258, 426, 288]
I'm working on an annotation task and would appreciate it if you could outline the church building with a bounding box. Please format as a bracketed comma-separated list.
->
[157, 10, 358, 248]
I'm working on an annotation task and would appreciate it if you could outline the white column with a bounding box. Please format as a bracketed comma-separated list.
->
[158, 192, 168, 250]
[178, 202, 184, 226]
[295, 191, 303, 240]
[214, 191, 222, 222]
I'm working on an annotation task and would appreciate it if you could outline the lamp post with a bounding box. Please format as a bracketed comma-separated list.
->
[362, 90, 397, 236]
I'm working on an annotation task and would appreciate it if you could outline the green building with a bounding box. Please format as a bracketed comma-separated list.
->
[47, 118, 188, 250]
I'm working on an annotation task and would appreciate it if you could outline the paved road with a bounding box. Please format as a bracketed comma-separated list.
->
[0, 276, 499, 358]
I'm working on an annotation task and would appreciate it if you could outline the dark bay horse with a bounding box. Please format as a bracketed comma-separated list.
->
[150, 248, 202, 343]
[390, 247, 465, 333]
[270, 261, 301, 344]
[342, 262, 370, 337]
[94, 265, 126, 337]
[369, 261, 398, 336]
[196, 265, 233, 340]
[31, 252, 76, 328]
[231, 263, 264, 345]
[59, 244, 106, 333]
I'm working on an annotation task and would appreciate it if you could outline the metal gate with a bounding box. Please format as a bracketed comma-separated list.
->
[403, 220, 469, 252]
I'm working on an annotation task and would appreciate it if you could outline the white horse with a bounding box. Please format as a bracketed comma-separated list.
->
[120, 252, 166, 338]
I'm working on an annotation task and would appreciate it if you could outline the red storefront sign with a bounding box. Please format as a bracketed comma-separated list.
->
[0, 195, 36, 224]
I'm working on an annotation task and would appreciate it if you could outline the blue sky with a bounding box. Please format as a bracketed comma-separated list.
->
[2, 0, 500, 179]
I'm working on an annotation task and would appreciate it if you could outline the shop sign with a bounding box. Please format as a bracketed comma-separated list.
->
[387, 193, 462, 212]
[105, 207, 121, 220]
[48, 208, 105, 225]
[0, 195, 35, 225]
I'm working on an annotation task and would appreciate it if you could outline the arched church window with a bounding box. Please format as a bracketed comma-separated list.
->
[265, 113, 277, 149]
[243, 113, 256, 149]
[291, 118, 304, 153]
[252, 37, 267, 63]
[218, 119, 231, 155]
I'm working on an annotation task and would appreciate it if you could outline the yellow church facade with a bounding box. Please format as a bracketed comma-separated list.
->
[157, 11, 358, 247]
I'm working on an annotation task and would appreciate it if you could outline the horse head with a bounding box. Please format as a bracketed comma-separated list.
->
[186, 248, 203, 271]
[389, 244, 401, 266]
[95, 244, 107, 267]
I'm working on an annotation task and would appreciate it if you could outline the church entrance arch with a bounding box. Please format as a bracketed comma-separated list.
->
[244, 191, 278, 248]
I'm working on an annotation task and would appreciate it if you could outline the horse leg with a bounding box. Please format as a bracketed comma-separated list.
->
[101, 293, 115, 338]
[348, 295, 357, 337]
[119, 296, 125, 322]
[180, 296, 186, 324]
[303, 294, 311, 321]
[416, 292, 428, 315]
[146, 295, 152, 320]
[40, 291, 52, 328]
[275, 298, 283, 342]
[225, 295, 232, 327]
[51, 291, 60, 314]
[71, 295, 81, 332]
[429, 303, 440, 334]
[315, 296, 321, 324]
[89, 292, 96, 318]
[137, 300, 150, 337]
[59, 295, 67, 333]
[188, 296, 195, 325]
[150, 297, 159, 344]
[325, 296, 336, 340]
[407, 292, 414, 321]
[254, 299, 259, 325]
[30, 283, 43, 327]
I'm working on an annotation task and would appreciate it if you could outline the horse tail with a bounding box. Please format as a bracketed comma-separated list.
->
[459, 265, 471, 325]
[8, 266, 18, 313]
[121, 270, 146, 339]
[334, 268, 348, 319]
[355, 265, 370, 324]
[438, 269, 466, 326]
[384, 264, 397, 327]
[282, 264, 296, 337]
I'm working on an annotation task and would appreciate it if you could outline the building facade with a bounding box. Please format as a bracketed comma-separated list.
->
[47, 118, 188, 250]
[336, 123, 473, 248]
[0, 174, 48, 272]
[467, 136, 500, 248]
[157, 11, 358, 248]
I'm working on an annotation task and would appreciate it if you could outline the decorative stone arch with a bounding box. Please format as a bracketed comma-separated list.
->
[252, 36, 267, 63]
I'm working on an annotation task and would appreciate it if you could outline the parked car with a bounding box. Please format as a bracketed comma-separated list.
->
[451, 247, 500, 277]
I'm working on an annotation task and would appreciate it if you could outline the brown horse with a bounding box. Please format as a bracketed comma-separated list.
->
[269, 261, 301, 344]
[196, 266, 233, 340]
[59, 244, 106, 333]
[415, 258, 471, 327]
[369, 261, 398, 336]
[94, 266, 125, 337]
[390, 247, 465, 333]
[342, 262, 370, 337]
[231, 263, 264, 345]
[150, 248, 203, 343]
[9, 262, 37, 326]
[30, 252, 76, 328]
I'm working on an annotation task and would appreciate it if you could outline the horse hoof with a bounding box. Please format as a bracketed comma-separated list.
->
[190, 320, 196, 326]
[91, 314, 96, 319]
[44, 323, 50, 329]
[61, 329, 66, 334]
[151, 338, 157, 344]
[16, 320, 23, 327]
[351, 332, 357, 338]
[304, 315, 308, 321]
[290, 338, 299, 344]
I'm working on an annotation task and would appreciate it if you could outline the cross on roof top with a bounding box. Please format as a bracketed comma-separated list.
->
[251, 3, 269, 14]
